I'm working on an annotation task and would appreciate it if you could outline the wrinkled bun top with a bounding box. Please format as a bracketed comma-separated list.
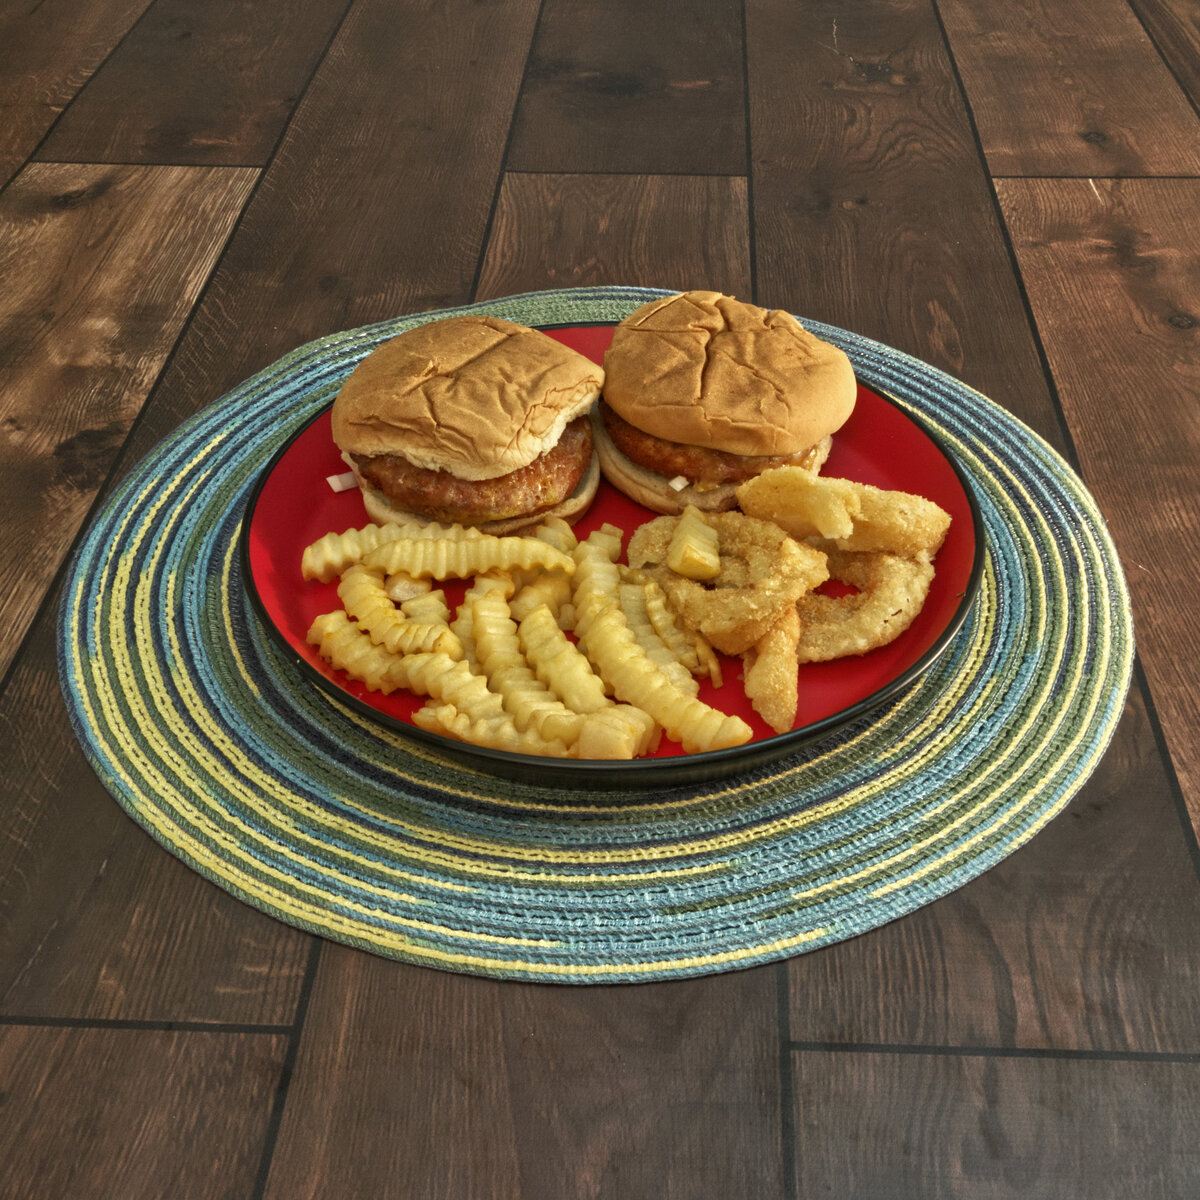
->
[331, 315, 605, 481]
[601, 291, 856, 456]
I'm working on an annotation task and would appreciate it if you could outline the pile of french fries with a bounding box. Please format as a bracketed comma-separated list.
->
[301, 516, 751, 759]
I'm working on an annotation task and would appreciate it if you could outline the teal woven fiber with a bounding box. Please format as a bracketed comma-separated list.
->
[56, 287, 1134, 983]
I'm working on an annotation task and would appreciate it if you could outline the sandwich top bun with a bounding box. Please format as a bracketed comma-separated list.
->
[332, 314, 604, 482]
[595, 291, 856, 513]
[601, 291, 856, 458]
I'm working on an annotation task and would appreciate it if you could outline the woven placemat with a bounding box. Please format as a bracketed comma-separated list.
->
[58, 287, 1133, 984]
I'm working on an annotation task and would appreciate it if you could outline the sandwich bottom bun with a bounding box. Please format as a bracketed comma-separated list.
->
[353, 452, 601, 536]
[593, 415, 830, 515]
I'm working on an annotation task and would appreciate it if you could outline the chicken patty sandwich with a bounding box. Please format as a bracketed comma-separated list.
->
[331, 315, 604, 534]
[595, 291, 857, 513]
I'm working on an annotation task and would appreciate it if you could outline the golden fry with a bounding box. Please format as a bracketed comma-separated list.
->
[518, 604, 611, 714]
[306, 610, 411, 693]
[666, 505, 721, 580]
[618, 581, 699, 695]
[301, 522, 410, 583]
[581, 605, 752, 753]
[363, 534, 575, 580]
[337, 564, 462, 658]
[472, 589, 586, 745]
[414, 703, 574, 758]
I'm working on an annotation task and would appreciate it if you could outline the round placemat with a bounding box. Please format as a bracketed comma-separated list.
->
[58, 287, 1134, 984]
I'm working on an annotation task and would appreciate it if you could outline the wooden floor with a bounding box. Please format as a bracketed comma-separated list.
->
[3, 0, 1199, 1195]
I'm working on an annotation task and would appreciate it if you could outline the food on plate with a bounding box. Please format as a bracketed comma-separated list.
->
[337, 565, 463, 657]
[330, 315, 604, 534]
[302, 515, 738, 760]
[794, 550, 936, 663]
[737, 466, 951, 559]
[594, 291, 857, 514]
[628, 510, 829, 656]
[571, 529, 753, 752]
[362, 530, 576, 580]
[296, 304, 961, 758]
[743, 607, 801, 735]
[666, 505, 722, 580]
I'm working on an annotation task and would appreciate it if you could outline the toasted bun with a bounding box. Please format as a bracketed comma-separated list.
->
[332, 315, 604, 481]
[593, 413, 831, 515]
[354, 452, 601, 536]
[601, 291, 855, 457]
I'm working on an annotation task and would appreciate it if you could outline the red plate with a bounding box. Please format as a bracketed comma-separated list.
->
[242, 324, 982, 784]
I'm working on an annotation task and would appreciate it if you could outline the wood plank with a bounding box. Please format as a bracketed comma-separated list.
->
[788, 1047, 1200, 1197]
[996, 177, 1200, 835]
[0, 0, 152, 187]
[785, 691, 1200, 1052]
[0, 605, 313, 1024]
[476, 172, 751, 299]
[36, 0, 349, 166]
[263, 946, 783, 1198]
[506, 0, 745, 175]
[123, 0, 540, 431]
[937, 0, 1200, 176]
[745, 0, 1066, 451]
[0, 162, 255, 680]
[0, 1025, 288, 1198]
[1129, 0, 1200, 109]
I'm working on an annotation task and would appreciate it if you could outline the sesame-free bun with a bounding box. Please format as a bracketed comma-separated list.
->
[332, 314, 605, 481]
[601, 291, 856, 458]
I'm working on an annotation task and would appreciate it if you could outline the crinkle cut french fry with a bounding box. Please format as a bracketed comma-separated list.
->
[643, 578, 723, 687]
[306, 611, 410, 693]
[517, 604, 611, 713]
[414, 703, 574, 758]
[666, 505, 721, 580]
[384, 572, 431, 604]
[509, 571, 573, 625]
[301, 522, 411, 583]
[571, 530, 625, 639]
[396, 651, 506, 721]
[363, 534, 575, 580]
[450, 571, 513, 672]
[401, 589, 452, 626]
[472, 590, 585, 745]
[337, 565, 462, 658]
[577, 704, 660, 759]
[618, 582, 699, 695]
[583, 605, 752, 753]
[531, 516, 579, 554]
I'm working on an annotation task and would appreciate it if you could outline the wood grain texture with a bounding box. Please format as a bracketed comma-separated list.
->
[1129, 0, 1200, 107]
[0, 613, 313, 1024]
[937, 0, 1200, 177]
[0, 0, 151, 186]
[0, 162, 255, 679]
[476, 172, 751, 298]
[996, 177, 1200, 834]
[745, 0, 1066, 449]
[263, 945, 783, 1199]
[785, 691, 1200, 1052]
[789, 1048, 1200, 1198]
[129, 0, 540, 423]
[506, 0, 745, 175]
[0, 1025, 289, 1199]
[36, 0, 350, 166]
